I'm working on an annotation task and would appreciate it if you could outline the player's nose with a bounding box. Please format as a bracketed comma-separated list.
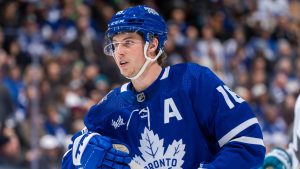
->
[114, 44, 126, 56]
[114, 48, 125, 60]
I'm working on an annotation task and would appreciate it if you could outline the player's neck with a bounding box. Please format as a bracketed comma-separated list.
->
[131, 63, 162, 92]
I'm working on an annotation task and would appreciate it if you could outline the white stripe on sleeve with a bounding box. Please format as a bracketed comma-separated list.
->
[218, 118, 259, 147]
[229, 136, 265, 146]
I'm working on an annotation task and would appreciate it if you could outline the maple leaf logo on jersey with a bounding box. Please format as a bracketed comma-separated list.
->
[133, 128, 186, 169]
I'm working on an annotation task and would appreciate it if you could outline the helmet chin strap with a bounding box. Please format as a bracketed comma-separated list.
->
[126, 42, 163, 80]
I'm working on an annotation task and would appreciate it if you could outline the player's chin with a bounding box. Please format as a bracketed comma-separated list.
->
[121, 70, 133, 78]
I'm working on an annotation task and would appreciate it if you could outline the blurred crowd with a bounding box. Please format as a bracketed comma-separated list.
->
[0, 0, 300, 168]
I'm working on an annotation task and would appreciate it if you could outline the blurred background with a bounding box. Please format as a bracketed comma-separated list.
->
[0, 0, 299, 168]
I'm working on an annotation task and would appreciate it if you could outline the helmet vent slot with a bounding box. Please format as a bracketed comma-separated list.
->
[127, 19, 144, 25]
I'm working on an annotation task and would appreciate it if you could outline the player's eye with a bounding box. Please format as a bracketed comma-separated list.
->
[109, 39, 141, 53]
[123, 40, 135, 47]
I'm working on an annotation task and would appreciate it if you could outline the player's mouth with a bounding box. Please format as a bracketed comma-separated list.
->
[119, 60, 128, 67]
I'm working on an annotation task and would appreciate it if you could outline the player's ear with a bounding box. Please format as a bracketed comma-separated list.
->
[147, 37, 159, 57]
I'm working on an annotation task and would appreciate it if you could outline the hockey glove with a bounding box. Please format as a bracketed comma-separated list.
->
[260, 147, 292, 169]
[71, 131, 132, 169]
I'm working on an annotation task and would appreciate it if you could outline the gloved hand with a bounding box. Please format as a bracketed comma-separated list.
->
[260, 147, 292, 169]
[62, 130, 132, 169]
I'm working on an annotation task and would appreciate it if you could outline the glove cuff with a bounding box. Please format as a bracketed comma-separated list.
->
[266, 148, 292, 169]
[72, 133, 102, 167]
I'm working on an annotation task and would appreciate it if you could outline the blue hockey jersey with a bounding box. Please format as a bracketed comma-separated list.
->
[84, 63, 266, 169]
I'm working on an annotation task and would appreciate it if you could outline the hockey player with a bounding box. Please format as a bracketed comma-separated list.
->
[260, 94, 300, 169]
[62, 5, 265, 168]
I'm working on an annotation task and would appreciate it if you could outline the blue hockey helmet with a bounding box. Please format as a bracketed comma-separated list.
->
[104, 5, 168, 56]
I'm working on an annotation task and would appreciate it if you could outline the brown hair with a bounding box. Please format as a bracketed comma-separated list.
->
[157, 52, 167, 66]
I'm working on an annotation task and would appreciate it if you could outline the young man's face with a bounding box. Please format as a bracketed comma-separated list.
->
[111, 32, 145, 78]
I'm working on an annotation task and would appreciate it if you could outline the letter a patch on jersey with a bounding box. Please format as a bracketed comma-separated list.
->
[164, 98, 183, 124]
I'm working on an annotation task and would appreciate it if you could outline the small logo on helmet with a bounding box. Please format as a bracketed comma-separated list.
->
[110, 19, 125, 26]
[144, 7, 159, 15]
